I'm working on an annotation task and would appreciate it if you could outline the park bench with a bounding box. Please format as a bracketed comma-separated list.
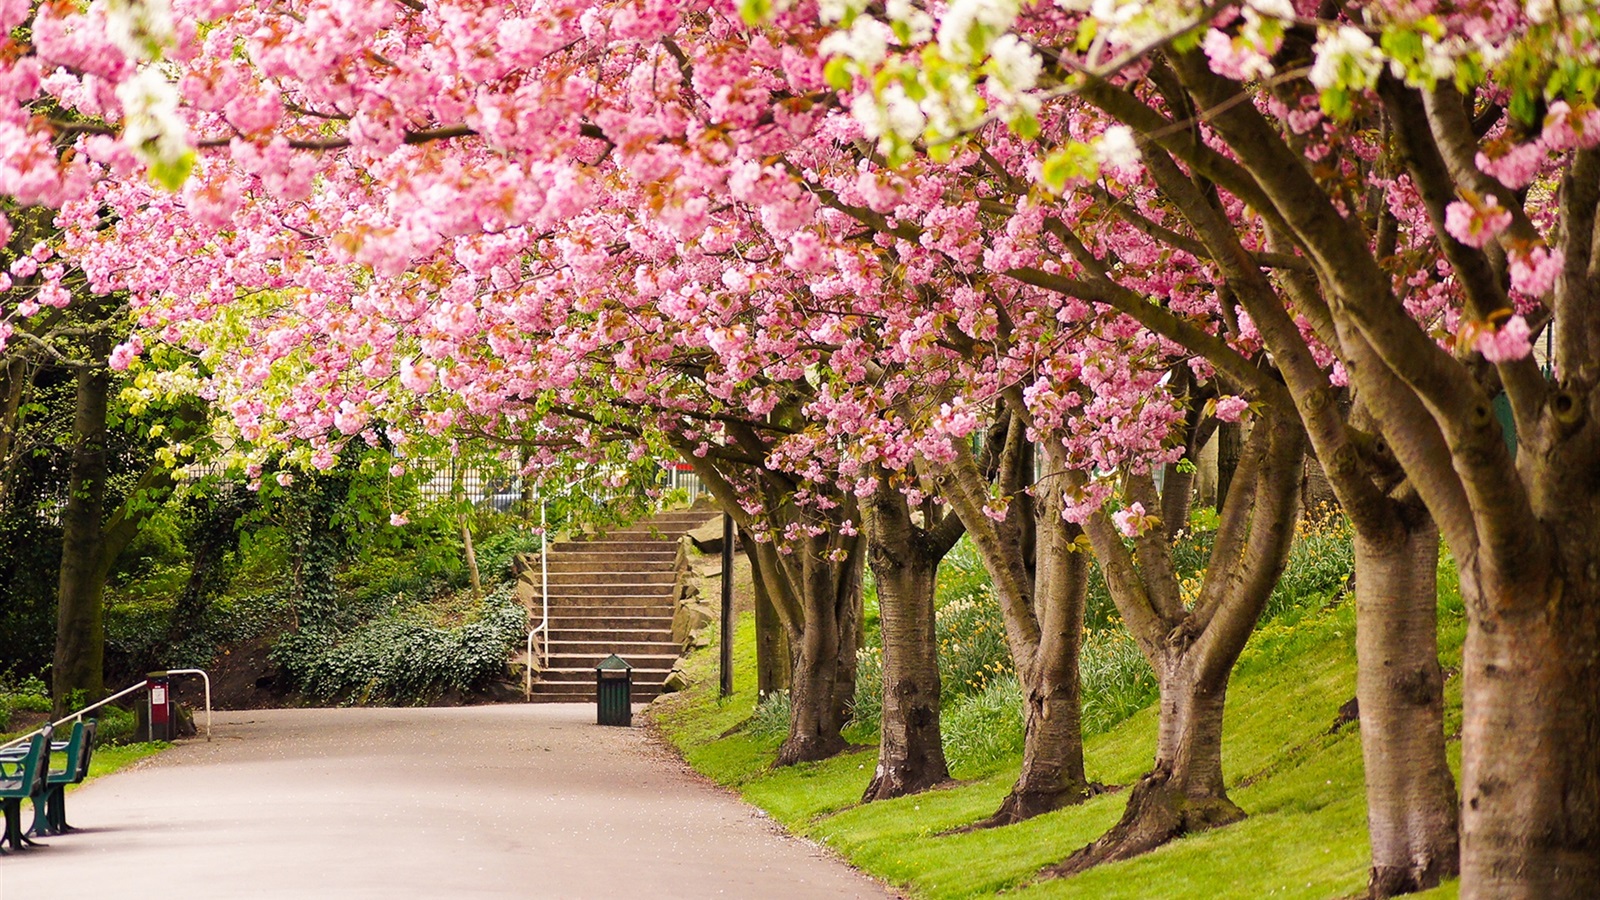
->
[0, 724, 53, 853]
[29, 720, 96, 837]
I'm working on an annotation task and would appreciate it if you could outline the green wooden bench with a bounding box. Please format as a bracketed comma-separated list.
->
[0, 725, 52, 853]
[29, 720, 96, 837]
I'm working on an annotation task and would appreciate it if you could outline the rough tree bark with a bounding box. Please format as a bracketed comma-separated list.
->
[759, 528, 864, 766]
[1053, 410, 1303, 874]
[1357, 504, 1458, 897]
[681, 439, 863, 767]
[1453, 526, 1600, 899]
[929, 411, 1093, 826]
[861, 470, 963, 801]
[52, 363, 111, 712]
[1161, 368, 1215, 539]
[744, 532, 791, 699]
[1214, 419, 1241, 516]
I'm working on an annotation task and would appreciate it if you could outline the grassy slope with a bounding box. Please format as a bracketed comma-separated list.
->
[654, 557, 1468, 899]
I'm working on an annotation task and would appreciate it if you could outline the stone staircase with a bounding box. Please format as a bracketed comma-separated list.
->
[525, 508, 718, 703]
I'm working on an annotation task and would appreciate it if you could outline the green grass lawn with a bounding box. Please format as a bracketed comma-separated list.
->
[82, 742, 169, 783]
[653, 561, 1468, 899]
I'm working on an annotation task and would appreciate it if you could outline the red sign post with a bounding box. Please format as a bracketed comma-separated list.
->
[147, 672, 172, 742]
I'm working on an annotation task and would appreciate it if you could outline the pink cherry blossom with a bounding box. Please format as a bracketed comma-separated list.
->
[1112, 502, 1148, 538]
[1444, 197, 1512, 249]
[1476, 315, 1533, 364]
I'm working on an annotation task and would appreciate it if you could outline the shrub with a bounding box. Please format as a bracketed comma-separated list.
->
[274, 585, 525, 704]
[1266, 514, 1354, 621]
[846, 648, 884, 737]
[0, 673, 51, 733]
[934, 539, 1013, 701]
[94, 706, 138, 746]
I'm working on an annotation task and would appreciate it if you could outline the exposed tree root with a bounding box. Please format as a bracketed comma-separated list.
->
[1048, 770, 1244, 877]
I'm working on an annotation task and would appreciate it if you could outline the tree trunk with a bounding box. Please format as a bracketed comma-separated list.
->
[52, 364, 112, 714]
[980, 473, 1091, 824]
[1061, 412, 1304, 872]
[1160, 461, 1196, 540]
[1215, 420, 1242, 515]
[772, 535, 863, 767]
[1054, 658, 1242, 875]
[777, 621, 851, 765]
[461, 518, 482, 599]
[747, 536, 791, 698]
[1357, 512, 1459, 898]
[863, 482, 949, 801]
[925, 418, 1096, 826]
[1456, 556, 1600, 900]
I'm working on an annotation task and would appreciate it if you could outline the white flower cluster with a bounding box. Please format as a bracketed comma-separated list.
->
[1096, 125, 1141, 170]
[819, 16, 895, 67]
[851, 76, 985, 143]
[1525, 0, 1590, 26]
[1243, 0, 1293, 18]
[1083, 0, 1200, 51]
[1308, 25, 1386, 91]
[937, 0, 1021, 64]
[116, 67, 191, 173]
[100, 0, 176, 61]
[852, 85, 927, 142]
[886, 0, 934, 44]
[817, 0, 870, 25]
[988, 33, 1041, 94]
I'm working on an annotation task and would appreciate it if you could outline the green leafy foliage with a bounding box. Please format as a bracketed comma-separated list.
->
[272, 584, 524, 705]
[848, 510, 1355, 777]
[93, 705, 138, 746]
[747, 689, 794, 740]
[941, 675, 1026, 776]
[0, 673, 51, 732]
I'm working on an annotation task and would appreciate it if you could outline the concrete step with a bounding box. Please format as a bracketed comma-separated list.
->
[569, 525, 681, 538]
[545, 593, 675, 607]
[551, 541, 680, 552]
[547, 549, 679, 564]
[526, 689, 662, 704]
[535, 666, 673, 684]
[545, 626, 673, 642]
[548, 639, 681, 657]
[543, 582, 676, 597]
[541, 569, 677, 585]
[550, 611, 675, 627]
[547, 652, 679, 670]
[548, 604, 673, 619]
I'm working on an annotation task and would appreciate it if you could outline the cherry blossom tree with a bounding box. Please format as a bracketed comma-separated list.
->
[817, 0, 1598, 894]
[7, 0, 1600, 894]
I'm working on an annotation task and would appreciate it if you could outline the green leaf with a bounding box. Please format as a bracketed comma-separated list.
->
[824, 57, 854, 91]
[736, 0, 771, 27]
[1008, 106, 1040, 141]
[1319, 87, 1353, 120]
[149, 150, 195, 192]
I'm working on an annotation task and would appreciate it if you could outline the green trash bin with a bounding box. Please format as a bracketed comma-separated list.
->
[596, 654, 634, 727]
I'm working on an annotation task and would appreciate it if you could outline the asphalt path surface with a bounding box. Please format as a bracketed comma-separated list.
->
[0, 705, 895, 899]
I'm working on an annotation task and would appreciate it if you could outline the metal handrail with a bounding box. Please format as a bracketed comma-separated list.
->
[1, 678, 150, 751]
[164, 669, 213, 741]
[0, 667, 215, 750]
[519, 462, 703, 700]
[525, 487, 550, 701]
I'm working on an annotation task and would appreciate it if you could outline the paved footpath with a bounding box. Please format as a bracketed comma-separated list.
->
[0, 705, 896, 899]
